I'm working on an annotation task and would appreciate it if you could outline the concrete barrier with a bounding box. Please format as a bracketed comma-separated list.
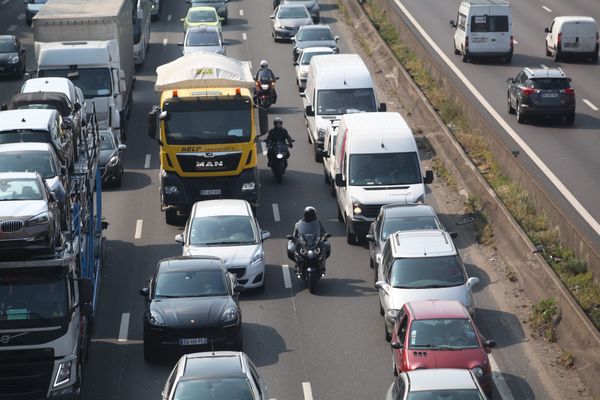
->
[342, 0, 600, 394]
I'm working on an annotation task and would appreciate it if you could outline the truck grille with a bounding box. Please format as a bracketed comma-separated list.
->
[0, 348, 54, 400]
[0, 220, 23, 233]
[177, 152, 242, 173]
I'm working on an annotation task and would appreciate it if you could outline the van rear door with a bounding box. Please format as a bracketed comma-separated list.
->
[562, 21, 597, 53]
[469, 8, 511, 54]
[468, 9, 491, 54]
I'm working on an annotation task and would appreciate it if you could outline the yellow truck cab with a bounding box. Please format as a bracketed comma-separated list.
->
[148, 53, 259, 224]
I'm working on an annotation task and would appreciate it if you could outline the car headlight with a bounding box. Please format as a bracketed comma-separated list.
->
[26, 212, 50, 226]
[53, 360, 72, 387]
[471, 366, 484, 378]
[147, 311, 165, 326]
[317, 127, 326, 139]
[107, 155, 119, 167]
[241, 181, 255, 192]
[221, 307, 239, 327]
[164, 185, 179, 195]
[250, 249, 263, 265]
[8, 55, 19, 64]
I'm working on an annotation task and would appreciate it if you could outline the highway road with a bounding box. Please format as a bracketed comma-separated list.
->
[0, 0, 593, 398]
[388, 0, 600, 246]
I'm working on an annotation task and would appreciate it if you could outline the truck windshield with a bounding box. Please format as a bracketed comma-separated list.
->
[0, 268, 68, 327]
[349, 152, 421, 186]
[0, 130, 50, 145]
[0, 152, 57, 179]
[163, 98, 252, 145]
[38, 68, 112, 99]
[317, 88, 376, 115]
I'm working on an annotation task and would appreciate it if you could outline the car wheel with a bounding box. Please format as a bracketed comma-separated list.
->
[314, 146, 322, 162]
[553, 46, 561, 62]
[324, 169, 330, 185]
[545, 40, 551, 57]
[114, 172, 123, 187]
[165, 208, 178, 225]
[565, 112, 575, 125]
[505, 54, 512, 63]
[392, 351, 398, 377]
[453, 39, 460, 55]
[516, 102, 526, 124]
[592, 51, 599, 64]
[384, 321, 392, 342]
[369, 257, 374, 269]
[507, 93, 515, 114]
[346, 218, 358, 245]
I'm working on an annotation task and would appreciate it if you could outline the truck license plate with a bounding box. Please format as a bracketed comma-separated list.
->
[179, 338, 207, 346]
[200, 189, 221, 196]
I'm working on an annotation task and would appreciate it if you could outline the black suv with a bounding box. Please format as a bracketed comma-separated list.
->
[506, 67, 575, 125]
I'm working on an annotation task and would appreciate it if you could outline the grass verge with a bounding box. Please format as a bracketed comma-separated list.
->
[530, 298, 558, 342]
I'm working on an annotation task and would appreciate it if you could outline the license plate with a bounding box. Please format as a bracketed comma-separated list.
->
[541, 93, 558, 98]
[200, 189, 221, 196]
[564, 43, 578, 48]
[179, 338, 207, 346]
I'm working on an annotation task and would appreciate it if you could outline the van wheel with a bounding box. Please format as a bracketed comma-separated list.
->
[592, 51, 599, 64]
[545, 41, 551, 57]
[507, 93, 515, 114]
[553, 46, 561, 62]
[461, 47, 468, 62]
[453, 40, 460, 55]
[346, 218, 358, 245]
[337, 205, 344, 222]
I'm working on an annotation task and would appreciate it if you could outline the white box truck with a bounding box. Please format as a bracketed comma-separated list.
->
[33, 0, 135, 141]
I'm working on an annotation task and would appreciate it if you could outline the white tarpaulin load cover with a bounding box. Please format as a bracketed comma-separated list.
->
[154, 53, 255, 92]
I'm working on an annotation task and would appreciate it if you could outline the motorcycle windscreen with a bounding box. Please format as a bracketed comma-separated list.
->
[296, 220, 323, 248]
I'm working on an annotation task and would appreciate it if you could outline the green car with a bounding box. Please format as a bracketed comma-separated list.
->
[181, 6, 223, 31]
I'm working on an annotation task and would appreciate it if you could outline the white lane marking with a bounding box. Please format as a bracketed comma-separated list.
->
[272, 203, 281, 222]
[239, 9, 244, 16]
[162, 38, 168, 46]
[118, 313, 130, 342]
[489, 354, 516, 400]
[282, 264, 292, 288]
[260, 141, 267, 155]
[542, 5, 552, 12]
[242, 32, 247, 41]
[302, 382, 314, 400]
[583, 99, 599, 111]
[7, 24, 17, 32]
[0, 0, 10, 5]
[134, 219, 143, 239]
[167, 14, 172, 21]
[394, 0, 600, 238]
[144, 154, 151, 168]
[17, 14, 25, 20]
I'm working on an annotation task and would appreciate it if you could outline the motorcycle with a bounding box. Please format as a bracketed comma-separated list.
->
[267, 140, 293, 183]
[287, 230, 331, 293]
[254, 78, 278, 110]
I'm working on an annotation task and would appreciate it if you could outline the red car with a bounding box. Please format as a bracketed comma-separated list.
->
[390, 300, 496, 395]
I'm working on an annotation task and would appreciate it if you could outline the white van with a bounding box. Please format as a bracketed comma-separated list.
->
[545, 17, 599, 63]
[322, 120, 338, 196]
[332, 112, 433, 244]
[301, 54, 386, 162]
[450, 0, 513, 63]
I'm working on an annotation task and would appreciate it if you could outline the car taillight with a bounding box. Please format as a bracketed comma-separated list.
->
[520, 87, 536, 96]
[563, 87, 575, 95]
[557, 32, 562, 48]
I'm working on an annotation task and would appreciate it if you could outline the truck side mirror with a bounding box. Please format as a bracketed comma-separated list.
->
[305, 105, 314, 117]
[423, 170, 434, 184]
[73, 102, 81, 112]
[148, 107, 159, 140]
[334, 173, 345, 187]
[378, 102, 387, 112]
[78, 278, 93, 304]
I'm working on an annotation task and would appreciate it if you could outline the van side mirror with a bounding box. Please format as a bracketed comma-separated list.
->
[305, 105, 314, 117]
[449, 231, 458, 239]
[148, 107, 159, 140]
[544, 27, 550, 33]
[449, 20, 456, 28]
[334, 173, 345, 187]
[175, 234, 184, 244]
[423, 170, 434, 184]
[378, 102, 387, 112]
[118, 144, 127, 151]
[261, 231, 271, 241]
[334, 36, 340, 41]
[366, 234, 375, 242]
[78, 278, 93, 304]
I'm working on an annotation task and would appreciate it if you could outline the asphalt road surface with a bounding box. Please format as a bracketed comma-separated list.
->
[0, 0, 588, 398]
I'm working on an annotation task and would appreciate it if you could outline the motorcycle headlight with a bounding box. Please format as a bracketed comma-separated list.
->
[8, 55, 19, 64]
[307, 249, 314, 257]
[164, 185, 179, 195]
[276, 153, 284, 159]
[250, 249, 263, 265]
[147, 310, 165, 326]
[317, 128, 326, 139]
[53, 360, 72, 387]
[471, 366, 484, 378]
[241, 182, 255, 192]
[26, 212, 50, 226]
[107, 155, 119, 167]
[261, 84, 270, 90]
[221, 306, 239, 327]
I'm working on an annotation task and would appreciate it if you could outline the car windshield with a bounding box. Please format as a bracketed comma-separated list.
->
[389, 256, 466, 288]
[407, 390, 485, 400]
[298, 29, 332, 41]
[530, 78, 570, 90]
[382, 216, 440, 240]
[100, 132, 116, 150]
[0, 40, 17, 53]
[0, 177, 43, 201]
[173, 378, 254, 400]
[278, 6, 309, 19]
[38, 68, 112, 98]
[189, 215, 257, 245]
[164, 98, 252, 145]
[192, 0, 222, 3]
[0, 268, 68, 328]
[0, 130, 51, 146]
[187, 31, 221, 46]
[155, 269, 228, 298]
[0, 152, 57, 179]
[300, 51, 331, 65]
[409, 318, 479, 349]
[188, 9, 217, 22]
[316, 88, 376, 115]
[349, 152, 422, 186]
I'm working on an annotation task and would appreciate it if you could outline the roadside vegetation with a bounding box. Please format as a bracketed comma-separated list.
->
[356, 0, 600, 330]
[530, 298, 558, 342]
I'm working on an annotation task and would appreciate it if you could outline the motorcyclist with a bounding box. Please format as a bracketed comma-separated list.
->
[292, 206, 329, 275]
[265, 117, 293, 167]
[254, 60, 277, 104]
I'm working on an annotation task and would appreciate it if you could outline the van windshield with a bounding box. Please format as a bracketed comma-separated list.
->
[317, 88, 376, 115]
[470, 15, 509, 32]
[38, 68, 112, 98]
[349, 152, 421, 186]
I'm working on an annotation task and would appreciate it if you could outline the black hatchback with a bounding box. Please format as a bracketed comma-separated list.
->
[506, 67, 575, 125]
[0, 35, 25, 78]
[140, 256, 244, 362]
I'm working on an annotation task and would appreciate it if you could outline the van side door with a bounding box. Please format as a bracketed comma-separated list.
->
[304, 88, 317, 142]
[453, 12, 467, 52]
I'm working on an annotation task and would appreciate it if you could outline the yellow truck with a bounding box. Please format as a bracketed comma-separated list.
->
[148, 53, 259, 224]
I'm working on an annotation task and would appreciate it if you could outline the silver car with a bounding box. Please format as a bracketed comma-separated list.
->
[187, 0, 228, 23]
[180, 25, 227, 55]
[279, 0, 320, 23]
[386, 369, 488, 399]
[271, 4, 313, 42]
[0, 172, 61, 254]
[175, 199, 270, 290]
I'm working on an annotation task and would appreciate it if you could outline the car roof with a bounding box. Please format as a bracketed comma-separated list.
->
[554, 16, 596, 24]
[188, 6, 218, 12]
[407, 300, 470, 319]
[182, 352, 246, 380]
[390, 230, 456, 258]
[21, 78, 74, 99]
[0, 171, 41, 180]
[0, 109, 56, 131]
[0, 142, 54, 153]
[381, 204, 438, 219]
[299, 25, 331, 31]
[279, 3, 309, 9]
[523, 67, 567, 79]
[406, 369, 478, 391]
[301, 46, 335, 54]
[0, 35, 16, 42]
[191, 199, 253, 218]
[158, 256, 224, 273]
[187, 25, 220, 33]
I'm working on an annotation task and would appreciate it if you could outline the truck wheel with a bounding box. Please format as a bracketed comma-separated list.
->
[165, 208, 178, 225]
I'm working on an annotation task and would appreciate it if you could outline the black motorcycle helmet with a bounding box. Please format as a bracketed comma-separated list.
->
[303, 206, 317, 222]
[273, 117, 283, 128]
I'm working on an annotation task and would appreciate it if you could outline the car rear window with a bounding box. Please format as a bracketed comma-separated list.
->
[530, 78, 570, 90]
[470, 15, 509, 32]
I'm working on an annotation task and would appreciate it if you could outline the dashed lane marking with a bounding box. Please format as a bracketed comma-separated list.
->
[242, 32, 247, 41]
[260, 141, 267, 155]
[134, 219, 143, 239]
[162, 38, 168, 46]
[282, 264, 292, 289]
[272, 203, 281, 222]
[144, 154, 151, 168]
[167, 14, 172, 21]
[489, 354, 516, 400]
[302, 382, 314, 400]
[583, 99, 599, 111]
[118, 313, 130, 342]
[542, 5, 552, 12]
[239, 9, 244, 16]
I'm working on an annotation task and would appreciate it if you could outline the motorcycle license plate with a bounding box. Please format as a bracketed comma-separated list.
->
[179, 338, 207, 346]
[200, 189, 221, 196]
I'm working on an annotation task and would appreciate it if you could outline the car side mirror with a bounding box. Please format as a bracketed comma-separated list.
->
[544, 27, 550, 33]
[485, 339, 496, 348]
[323, 233, 332, 239]
[390, 341, 403, 349]
[78, 278, 93, 303]
[73, 102, 81, 112]
[378, 102, 387, 112]
[220, 17, 225, 21]
[270, 15, 275, 19]
[175, 234, 184, 244]
[293, 62, 299, 66]
[366, 234, 375, 242]
[449, 231, 458, 239]
[305, 104, 314, 116]
[466, 276, 480, 289]
[177, 42, 183, 46]
[334, 173, 345, 187]
[506, 77, 515, 84]
[223, 40, 230, 45]
[291, 36, 296, 41]
[20, 48, 26, 54]
[118, 144, 127, 151]
[233, 284, 245, 293]
[286, 234, 294, 240]
[299, 92, 306, 98]
[261, 230, 271, 241]
[375, 280, 390, 294]
[49, 192, 58, 203]
[80, 303, 93, 317]
[423, 170, 434, 184]
[139, 287, 150, 297]
[449, 20, 456, 28]
[180, 18, 184, 22]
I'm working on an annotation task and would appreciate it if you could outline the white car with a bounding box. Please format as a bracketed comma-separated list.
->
[175, 200, 270, 289]
[180, 25, 227, 56]
[375, 230, 479, 341]
[294, 47, 334, 90]
[385, 369, 488, 399]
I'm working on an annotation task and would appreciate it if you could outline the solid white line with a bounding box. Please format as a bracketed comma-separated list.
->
[302, 382, 314, 400]
[260, 141, 267, 155]
[167, 14, 172, 21]
[134, 219, 143, 239]
[583, 99, 599, 111]
[7, 25, 17, 32]
[489, 354, 516, 400]
[162, 38, 168, 46]
[144, 154, 151, 168]
[118, 313, 130, 342]
[394, 0, 600, 238]
[272, 203, 281, 222]
[282, 264, 292, 288]
[542, 5, 552, 12]
[239, 9, 244, 16]
[242, 32, 247, 41]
